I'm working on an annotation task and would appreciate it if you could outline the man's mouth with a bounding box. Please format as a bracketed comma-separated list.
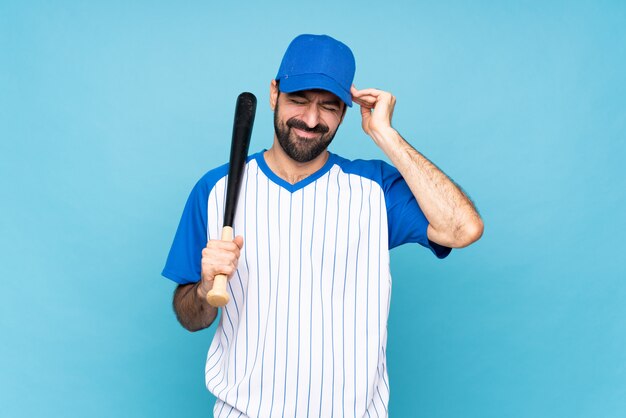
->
[292, 127, 321, 139]
[287, 118, 329, 139]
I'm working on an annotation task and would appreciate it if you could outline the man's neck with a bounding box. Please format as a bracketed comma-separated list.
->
[264, 142, 329, 185]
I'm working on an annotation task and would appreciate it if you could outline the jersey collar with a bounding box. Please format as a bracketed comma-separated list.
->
[253, 149, 338, 193]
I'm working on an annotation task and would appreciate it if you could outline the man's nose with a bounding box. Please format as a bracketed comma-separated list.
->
[300, 103, 321, 128]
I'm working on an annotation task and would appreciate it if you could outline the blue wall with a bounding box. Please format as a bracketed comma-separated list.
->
[1, 1, 625, 417]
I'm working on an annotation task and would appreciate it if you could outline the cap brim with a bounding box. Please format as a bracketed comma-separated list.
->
[278, 73, 352, 107]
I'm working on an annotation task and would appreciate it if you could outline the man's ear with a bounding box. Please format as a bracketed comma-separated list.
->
[269, 80, 279, 111]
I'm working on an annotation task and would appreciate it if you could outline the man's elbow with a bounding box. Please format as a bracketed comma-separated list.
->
[456, 218, 484, 248]
[429, 218, 484, 249]
[180, 321, 208, 333]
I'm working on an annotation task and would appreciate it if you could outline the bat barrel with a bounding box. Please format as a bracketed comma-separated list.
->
[224, 92, 256, 227]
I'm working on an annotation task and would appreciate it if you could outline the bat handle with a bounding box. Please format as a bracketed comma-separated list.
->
[206, 226, 233, 307]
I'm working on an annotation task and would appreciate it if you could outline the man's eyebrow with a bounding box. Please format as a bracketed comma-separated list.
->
[321, 98, 341, 107]
[289, 91, 308, 99]
[288, 91, 341, 107]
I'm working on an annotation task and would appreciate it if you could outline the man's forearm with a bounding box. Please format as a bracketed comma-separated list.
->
[350, 86, 483, 248]
[375, 127, 484, 248]
[173, 282, 218, 332]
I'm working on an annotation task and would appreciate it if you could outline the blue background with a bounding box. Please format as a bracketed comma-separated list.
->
[1, 1, 625, 417]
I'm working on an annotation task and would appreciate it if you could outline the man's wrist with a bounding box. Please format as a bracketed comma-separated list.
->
[194, 280, 218, 323]
[194, 280, 211, 306]
[371, 127, 402, 152]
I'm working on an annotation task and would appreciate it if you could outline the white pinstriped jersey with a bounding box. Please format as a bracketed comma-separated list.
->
[163, 151, 450, 418]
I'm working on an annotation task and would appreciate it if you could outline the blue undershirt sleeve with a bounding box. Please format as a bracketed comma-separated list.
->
[382, 162, 452, 259]
[161, 178, 210, 285]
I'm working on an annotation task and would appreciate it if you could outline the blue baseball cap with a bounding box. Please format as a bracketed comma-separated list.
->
[275, 34, 356, 107]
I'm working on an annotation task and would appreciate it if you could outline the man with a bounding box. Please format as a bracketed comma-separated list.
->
[163, 34, 483, 417]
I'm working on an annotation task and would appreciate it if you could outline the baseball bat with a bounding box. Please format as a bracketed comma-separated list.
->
[206, 92, 256, 307]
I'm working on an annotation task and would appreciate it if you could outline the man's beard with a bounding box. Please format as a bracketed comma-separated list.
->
[273, 104, 339, 163]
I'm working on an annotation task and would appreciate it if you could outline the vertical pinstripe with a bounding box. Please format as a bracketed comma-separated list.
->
[306, 184, 316, 417]
[341, 172, 352, 417]
[315, 175, 329, 418]
[328, 169, 341, 417]
[364, 179, 372, 417]
[206, 159, 393, 418]
[352, 178, 363, 416]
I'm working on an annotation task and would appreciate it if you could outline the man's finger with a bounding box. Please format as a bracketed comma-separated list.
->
[360, 104, 371, 118]
[351, 86, 385, 97]
[352, 94, 377, 108]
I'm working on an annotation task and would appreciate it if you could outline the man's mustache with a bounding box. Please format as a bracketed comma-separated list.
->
[287, 118, 330, 134]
